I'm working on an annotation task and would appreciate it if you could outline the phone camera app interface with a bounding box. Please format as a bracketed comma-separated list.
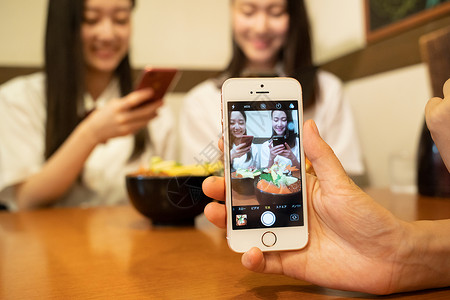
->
[228, 100, 304, 230]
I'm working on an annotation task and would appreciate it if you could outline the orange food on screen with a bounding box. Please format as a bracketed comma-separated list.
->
[279, 185, 291, 194]
[285, 165, 299, 172]
[256, 179, 270, 191]
[258, 180, 275, 193]
[257, 179, 291, 194]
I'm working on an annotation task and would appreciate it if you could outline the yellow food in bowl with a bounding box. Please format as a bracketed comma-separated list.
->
[133, 157, 223, 177]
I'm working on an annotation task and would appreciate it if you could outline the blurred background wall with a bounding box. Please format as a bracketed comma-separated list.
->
[0, 0, 365, 68]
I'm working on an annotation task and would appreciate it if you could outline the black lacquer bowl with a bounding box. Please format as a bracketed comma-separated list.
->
[231, 176, 259, 196]
[126, 175, 213, 226]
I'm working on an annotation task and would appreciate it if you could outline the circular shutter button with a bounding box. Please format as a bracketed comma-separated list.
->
[261, 211, 276, 226]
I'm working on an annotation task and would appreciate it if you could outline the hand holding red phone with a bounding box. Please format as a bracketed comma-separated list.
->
[231, 142, 251, 160]
[231, 135, 253, 159]
[83, 88, 162, 144]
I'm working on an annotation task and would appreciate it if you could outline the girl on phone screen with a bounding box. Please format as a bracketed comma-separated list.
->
[229, 111, 260, 171]
[260, 110, 300, 168]
[179, 0, 364, 180]
[0, 0, 174, 210]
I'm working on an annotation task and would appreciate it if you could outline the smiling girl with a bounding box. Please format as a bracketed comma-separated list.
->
[229, 111, 260, 171]
[0, 0, 174, 210]
[260, 110, 300, 168]
[179, 0, 364, 179]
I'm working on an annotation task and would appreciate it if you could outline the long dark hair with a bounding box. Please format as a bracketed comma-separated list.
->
[229, 111, 251, 163]
[219, 0, 318, 108]
[271, 110, 296, 148]
[44, 0, 146, 160]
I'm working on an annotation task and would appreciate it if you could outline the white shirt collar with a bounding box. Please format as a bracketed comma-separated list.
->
[82, 77, 120, 113]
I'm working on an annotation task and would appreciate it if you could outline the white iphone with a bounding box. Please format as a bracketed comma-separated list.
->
[221, 77, 308, 253]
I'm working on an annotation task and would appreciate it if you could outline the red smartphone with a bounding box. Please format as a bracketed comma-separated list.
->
[237, 135, 254, 147]
[135, 66, 179, 105]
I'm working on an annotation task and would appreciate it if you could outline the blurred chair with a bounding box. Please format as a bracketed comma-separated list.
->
[420, 25, 450, 98]
[416, 25, 450, 197]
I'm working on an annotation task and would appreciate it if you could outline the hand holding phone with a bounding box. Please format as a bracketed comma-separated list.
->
[222, 77, 308, 253]
[231, 141, 252, 160]
[134, 66, 178, 107]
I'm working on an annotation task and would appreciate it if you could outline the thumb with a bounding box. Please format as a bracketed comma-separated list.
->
[303, 120, 351, 189]
[242, 247, 267, 273]
[241, 247, 284, 275]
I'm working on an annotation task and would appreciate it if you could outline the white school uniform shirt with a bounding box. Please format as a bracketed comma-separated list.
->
[260, 137, 300, 168]
[179, 70, 364, 175]
[231, 143, 260, 171]
[0, 72, 175, 210]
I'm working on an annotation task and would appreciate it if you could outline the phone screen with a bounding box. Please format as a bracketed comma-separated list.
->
[272, 136, 286, 148]
[227, 100, 304, 230]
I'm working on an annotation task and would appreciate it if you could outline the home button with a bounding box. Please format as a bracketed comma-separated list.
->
[261, 231, 277, 247]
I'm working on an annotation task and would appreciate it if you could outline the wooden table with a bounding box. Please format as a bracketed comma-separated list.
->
[1, 189, 450, 299]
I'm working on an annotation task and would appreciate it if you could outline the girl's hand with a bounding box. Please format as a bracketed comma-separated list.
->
[269, 142, 285, 160]
[231, 143, 251, 160]
[281, 143, 296, 161]
[83, 88, 162, 144]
